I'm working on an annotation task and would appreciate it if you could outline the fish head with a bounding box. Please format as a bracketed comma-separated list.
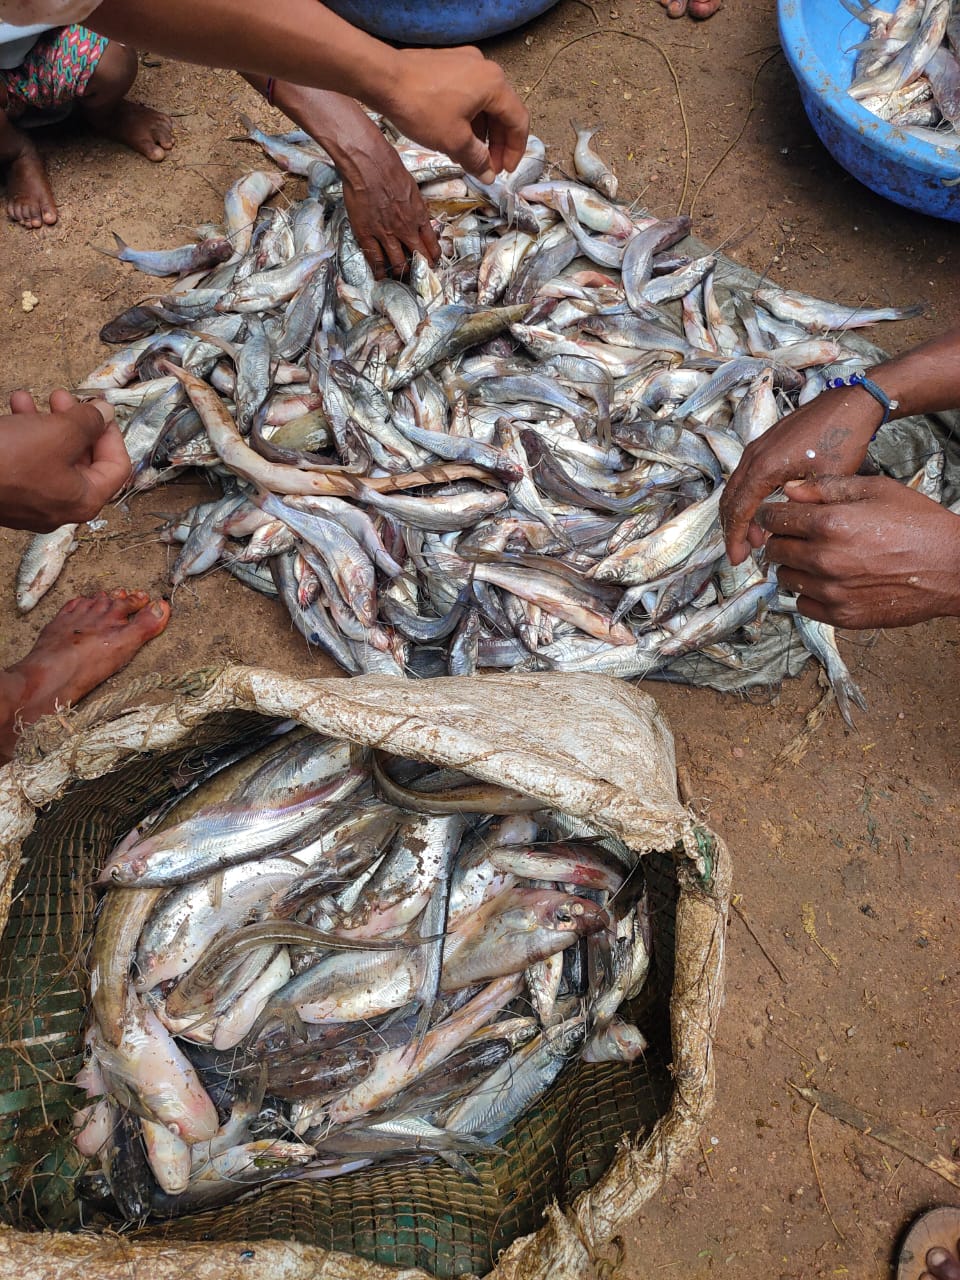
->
[510, 888, 610, 937]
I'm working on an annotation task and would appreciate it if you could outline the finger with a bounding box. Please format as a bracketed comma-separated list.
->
[764, 534, 825, 573]
[720, 463, 774, 565]
[81, 418, 132, 504]
[755, 500, 832, 538]
[418, 217, 442, 265]
[774, 566, 831, 602]
[49, 389, 115, 428]
[48, 387, 79, 414]
[58, 401, 116, 461]
[783, 475, 876, 504]
[9, 390, 37, 414]
[794, 594, 835, 625]
[452, 126, 496, 183]
[746, 518, 770, 550]
[356, 233, 389, 280]
[380, 234, 409, 279]
[488, 91, 529, 175]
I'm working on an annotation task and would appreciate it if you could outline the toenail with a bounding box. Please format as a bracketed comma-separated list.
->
[928, 1248, 951, 1264]
[150, 602, 166, 618]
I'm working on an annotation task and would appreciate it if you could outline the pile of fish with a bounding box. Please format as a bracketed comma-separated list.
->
[844, 0, 960, 146]
[17, 116, 929, 717]
[72, 724, 649, 1219]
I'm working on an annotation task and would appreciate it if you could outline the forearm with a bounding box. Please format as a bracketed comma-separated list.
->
[868, 326, 960, 420]
[243, 76, 388, 184]
[88, 0, 400, 110]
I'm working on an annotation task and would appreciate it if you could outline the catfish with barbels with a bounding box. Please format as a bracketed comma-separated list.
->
[95, 233, 234, 278]
[64, 115, 912, 709]
[752, 285, 925, 331]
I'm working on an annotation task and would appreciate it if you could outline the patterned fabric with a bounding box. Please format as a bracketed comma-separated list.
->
[0, 23, 106, 119]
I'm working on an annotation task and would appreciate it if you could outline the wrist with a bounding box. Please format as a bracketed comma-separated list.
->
[353, 45, 406, 120]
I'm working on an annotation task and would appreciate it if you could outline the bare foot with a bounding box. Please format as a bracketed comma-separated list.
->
[83, 100, 174, 162]
[0, 589, 170, 761]
[923, 1244, 960, 1280]
[898, 1209, 960, 1280]
[658, 0, 721, 17]
[5, 136, 57, 228]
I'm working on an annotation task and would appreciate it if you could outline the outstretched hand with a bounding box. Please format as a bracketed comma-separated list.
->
[758, 474, 960, 629]
[383, 46, 529, 183]
[0, 389, 131, 532]
[341, 142, 440, 280]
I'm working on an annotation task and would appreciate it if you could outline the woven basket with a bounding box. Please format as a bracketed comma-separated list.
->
[0, 667, 729, 1279]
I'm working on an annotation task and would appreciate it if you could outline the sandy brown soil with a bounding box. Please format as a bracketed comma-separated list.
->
[0, 1, 957, 1276]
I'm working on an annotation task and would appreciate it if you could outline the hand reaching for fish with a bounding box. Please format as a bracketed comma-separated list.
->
[758, 475, 960, 628]
[341, 153, 440, 280]
[720, 384, 882, 564]
[721, 326, 960, 566]
[0, 389, 130, 531]
[380, 46, 529, 184]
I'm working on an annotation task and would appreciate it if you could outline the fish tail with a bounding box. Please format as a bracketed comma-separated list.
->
[93, 232, 127, 261]
[830, 665, 868, 730]
[571, 119, 596, 137]
[237, 112, 260, 138]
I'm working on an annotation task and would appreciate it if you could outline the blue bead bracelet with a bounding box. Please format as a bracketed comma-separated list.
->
[827, 372, 899, 440]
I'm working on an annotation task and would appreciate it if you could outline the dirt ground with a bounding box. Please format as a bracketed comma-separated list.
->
[0, 1, 958, 1276]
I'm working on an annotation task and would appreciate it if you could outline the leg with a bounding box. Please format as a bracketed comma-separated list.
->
[79, 41, 174, 162]
[0, 589, 170, 762]
[0, 107, 57, 228]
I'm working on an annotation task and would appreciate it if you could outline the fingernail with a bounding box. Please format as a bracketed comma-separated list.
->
[784, 480, 802, 490]
[478, 168, 496, 184]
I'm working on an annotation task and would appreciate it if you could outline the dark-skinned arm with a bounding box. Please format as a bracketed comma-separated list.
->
[85, 0, 528, 180]
[243, 77, 440, 278]
[720, 326, 960, 565]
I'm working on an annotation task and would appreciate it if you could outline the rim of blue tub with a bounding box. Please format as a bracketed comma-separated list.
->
[778, 0, 960, 190]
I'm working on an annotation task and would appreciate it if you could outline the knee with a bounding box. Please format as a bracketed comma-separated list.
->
[85, 41, 138, 102]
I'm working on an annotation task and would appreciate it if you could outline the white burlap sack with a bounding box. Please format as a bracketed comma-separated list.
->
[0, 667, 729, 1280]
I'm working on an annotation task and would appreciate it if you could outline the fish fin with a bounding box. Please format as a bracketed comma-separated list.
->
[830, 668, 868, 731]
[237, 113, 260, 138]
[437, 1150, 482, 1183]
[92, 232, 126, 261]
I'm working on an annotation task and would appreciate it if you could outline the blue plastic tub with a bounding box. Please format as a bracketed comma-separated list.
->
[322, 0, 561, 46]
[778, 0, 960, 220]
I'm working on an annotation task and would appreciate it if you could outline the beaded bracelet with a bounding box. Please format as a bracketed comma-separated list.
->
[827, 372, 899, 440]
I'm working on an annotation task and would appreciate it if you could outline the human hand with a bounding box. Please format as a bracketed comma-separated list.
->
[379, 46, 528, 182]
[341, 137, 440, 279]
[757, 474, 960, 628]
[0, 389, 131, 532]
[720, 385, 883, 565]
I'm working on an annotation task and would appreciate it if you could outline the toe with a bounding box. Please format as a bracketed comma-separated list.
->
[41, 202, 57, 225]
[107, 588, 151, 618]
[688, 0, 721, 16]
[128, 599, 170, 640]
[666, 0, 688, 17]
[926, 1248, 960, 1280]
